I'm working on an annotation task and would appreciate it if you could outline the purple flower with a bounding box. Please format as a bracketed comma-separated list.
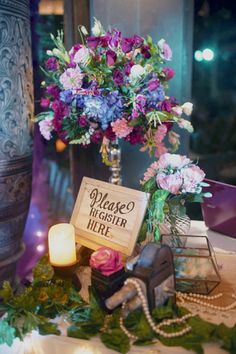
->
[162, 67, 175, 80]
[148, 79, 160, 91]
[158, 100, 172, 113]
[100, 34, 110, 47]
[113, 69, 124, 85]
[109, 29, 121, 48]
[121, 37, 134, 53]
[141, 45, 151, 59]
[125, 126, 144, 144]
[78, 115, 88, 127]
[105, 126, 116, 140]
[91, 130, 103, 143]
[45, 57, 58, 71]
[106, 50, 117, 66]
[124, 61, 134, 75]
[135, 94, 147, 114]
[87, 36, 100, 49]
[46, 85, 60, 99]
[133, 35, 144, 48]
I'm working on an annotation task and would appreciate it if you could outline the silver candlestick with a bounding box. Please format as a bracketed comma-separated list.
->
[108, 138, 122, 185]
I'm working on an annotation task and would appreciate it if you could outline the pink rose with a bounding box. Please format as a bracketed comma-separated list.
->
[181, 165, 205, 193]
[157, 153, 191, 170]
[89, 247, 123, 276]
[156, 173, 182, 194]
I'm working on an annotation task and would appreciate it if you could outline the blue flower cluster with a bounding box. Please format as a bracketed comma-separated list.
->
[83, 91, 123, 130]
[145, 86, 165, 108]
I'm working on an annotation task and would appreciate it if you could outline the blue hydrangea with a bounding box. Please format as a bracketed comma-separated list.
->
[60, 90, 74, 104]
[145, 86, 165, 108]
[76, 95, 85, 109]
[83, 91, 123, 130]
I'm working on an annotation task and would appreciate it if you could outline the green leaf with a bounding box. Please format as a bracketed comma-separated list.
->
[0, 320, 16, 346]
[100, 329, 130, 354]
[153, 226, 161, 242]
[215, 323, 236, 354]
[142, 177, 156, 194]
[67, 324, 92, 340]
[152, 299, 175, 322]
[33, 255, 54, 282]
[89, 288, 105, 327]
[124, 309, 155, 341]
[0, 281, 13, 302]
[138, 220, 148, 243]
[38, 322, 60, 336]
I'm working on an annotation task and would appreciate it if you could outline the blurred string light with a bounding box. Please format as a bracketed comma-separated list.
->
[194, 48, 215, 62]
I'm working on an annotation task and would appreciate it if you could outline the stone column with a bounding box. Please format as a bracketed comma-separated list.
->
[0, 0, 33, 286]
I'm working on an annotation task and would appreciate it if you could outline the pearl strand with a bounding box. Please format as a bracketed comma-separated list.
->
[177, 291, 236, 311]
[119, 278, 194, 340]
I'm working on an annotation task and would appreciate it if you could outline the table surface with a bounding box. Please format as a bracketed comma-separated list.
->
[1, 221, 236, 354]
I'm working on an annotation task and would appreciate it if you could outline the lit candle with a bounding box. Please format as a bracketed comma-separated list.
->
[48, 223, 77, 267]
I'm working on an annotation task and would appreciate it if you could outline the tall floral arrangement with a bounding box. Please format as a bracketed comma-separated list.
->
[140, 153, 211, 242]
[37, 18, 193, 164]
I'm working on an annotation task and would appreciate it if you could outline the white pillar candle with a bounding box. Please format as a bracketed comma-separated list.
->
[48, 223, 77, 266]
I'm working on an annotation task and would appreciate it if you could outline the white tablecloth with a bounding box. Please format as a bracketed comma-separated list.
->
[1, 221, 236, 354]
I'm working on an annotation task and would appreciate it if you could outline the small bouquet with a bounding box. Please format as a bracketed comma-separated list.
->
[36, 18, 193, 165]
[140, 153, 211, 242]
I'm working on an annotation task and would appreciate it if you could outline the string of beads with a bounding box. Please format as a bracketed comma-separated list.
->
[119, 278, 194, 341]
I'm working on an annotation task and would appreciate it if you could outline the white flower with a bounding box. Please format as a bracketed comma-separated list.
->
[74, 46, 90, 66]
[39, 117, 53, 141]
[91, 17, 105, 36]
[178, 118, 194, 133]
[130, 64, 145, 81]
[182, 102, 193, 116]
[172, 106, 183, 116]
[59, 67, 84, 90]
[80, 25, 88, 36]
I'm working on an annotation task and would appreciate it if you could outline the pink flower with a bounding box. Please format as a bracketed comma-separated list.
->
[40, 97, 50, 108]
[143, 161, 159, 182]
[156, 173, 182, 194]
[181, 165, 205, 193]
[154, 125, 168, 144]
[89, 247, 123, 276]
[157, 153, 191, 170]
[111, 118, 133, 138]
[74, 46, 90, 65]
[168, 131, 180, 147]
[154, 143, 168, 158]
[59, 67, 84, 90]
[172, 106, 183, 116]
[158, 39, 172, 61]
[39, 117, 53, 140]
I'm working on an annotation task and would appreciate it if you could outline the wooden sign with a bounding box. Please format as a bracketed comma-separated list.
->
[70, 177, 150, 256]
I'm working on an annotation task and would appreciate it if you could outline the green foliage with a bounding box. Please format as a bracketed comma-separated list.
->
[100, 329, 130, 354]
[1, 256, 236, 354]
[0, 320, 16, 346]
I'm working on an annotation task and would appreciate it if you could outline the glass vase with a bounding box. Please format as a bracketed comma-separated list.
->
[108, 138, 122, 185]
[160, 213, 191, 247]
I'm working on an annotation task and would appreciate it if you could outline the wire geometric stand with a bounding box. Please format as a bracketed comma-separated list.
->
[161, 234, 221, 294]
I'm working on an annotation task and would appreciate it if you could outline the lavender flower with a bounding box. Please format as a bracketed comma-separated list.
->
[60, 90, 74, 104]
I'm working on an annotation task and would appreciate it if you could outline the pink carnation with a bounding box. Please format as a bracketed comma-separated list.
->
[154, 143, 168, 158]
[111, 118, 133, 138]
[59, 67, 84, 90]
[157, 153, 191, 170]
[156, 172, 182, 194]
[181, 165, 205, 193]
[89, 247, 123, 276]
[143, 161, 159, 182]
